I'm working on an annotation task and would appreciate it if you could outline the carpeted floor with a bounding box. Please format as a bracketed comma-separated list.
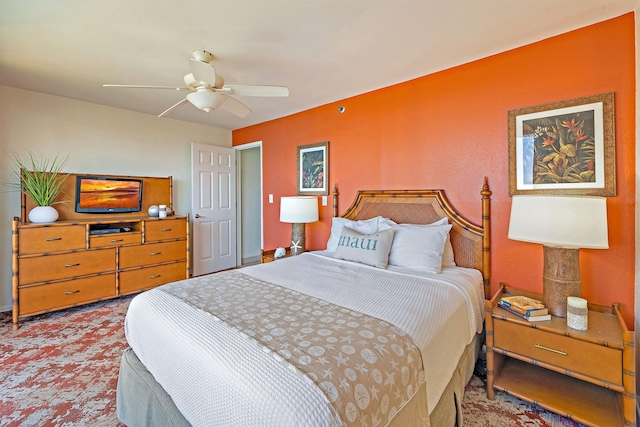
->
[0, 297, 585, 427]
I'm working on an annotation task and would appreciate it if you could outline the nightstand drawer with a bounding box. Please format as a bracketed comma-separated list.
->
[494, 318, 622, 385]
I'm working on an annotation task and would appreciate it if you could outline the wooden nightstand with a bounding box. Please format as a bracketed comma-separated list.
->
[260, 248, 291, 263]
[485, 283, 636, 427]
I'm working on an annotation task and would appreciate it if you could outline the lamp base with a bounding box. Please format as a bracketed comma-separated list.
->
[290, 223, 306, 256]
[542, 246, 581, 318]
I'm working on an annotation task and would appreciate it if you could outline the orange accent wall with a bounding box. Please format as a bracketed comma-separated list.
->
[234, 14, 636, 325]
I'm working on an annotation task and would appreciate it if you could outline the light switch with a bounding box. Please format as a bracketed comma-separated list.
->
[322, 196, 327, 206]
[269, 194, 274, 203]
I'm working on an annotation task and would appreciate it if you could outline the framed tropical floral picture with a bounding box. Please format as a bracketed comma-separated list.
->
[297, 141, 329, 195]
[508, 92, 615, 196]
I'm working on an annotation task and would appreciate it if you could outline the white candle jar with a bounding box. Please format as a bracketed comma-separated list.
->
[158, 204, 167, 218]
[567, 296, 588, 330]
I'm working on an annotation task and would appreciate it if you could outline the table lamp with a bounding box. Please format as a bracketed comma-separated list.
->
[507, 195, 608, 317]
[280, 196, 319, 255]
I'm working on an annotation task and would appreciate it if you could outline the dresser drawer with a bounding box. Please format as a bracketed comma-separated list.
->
[19, 248, 116, 284]
[494, 318, 622, 385]
[90, 232, 142, 248]
[119, 262, 187, 294]
[119, 241, 186, 269]
[19, 274, 116, 315]
[145, 218, 186, 242]
[19, 225, 86, 254]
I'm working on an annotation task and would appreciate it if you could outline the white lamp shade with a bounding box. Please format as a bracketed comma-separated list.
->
[280, 196, 319, 223]
[186, 91, 226, 112]
[508, 195, 608, 249]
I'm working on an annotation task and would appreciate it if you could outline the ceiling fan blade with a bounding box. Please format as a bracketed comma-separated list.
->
[189, 59, 223, 88]
[223, 85, 289, 97]
[158, 98, 190, 118]
[219, 95, 252, 118]
[103, 84, 190, 91]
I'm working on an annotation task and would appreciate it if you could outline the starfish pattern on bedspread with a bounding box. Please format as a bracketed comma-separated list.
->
[160, 270, 428, 427]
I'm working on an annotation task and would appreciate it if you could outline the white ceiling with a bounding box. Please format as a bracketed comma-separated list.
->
[0, 0, 636, 131]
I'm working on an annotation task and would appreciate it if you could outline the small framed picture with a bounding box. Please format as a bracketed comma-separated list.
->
[508, 92, 615, 196]
[297, 141, 329, 195]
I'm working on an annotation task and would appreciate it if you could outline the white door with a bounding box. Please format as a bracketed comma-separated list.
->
[191, 143, 237, 276]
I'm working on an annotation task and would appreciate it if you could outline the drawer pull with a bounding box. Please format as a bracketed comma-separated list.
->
[150, 252, 162, 256]
[46, 237, 62, 241]
[110, 239, 124, 242]
[161, 228, 172, 232]
[535, 344, 567, 356]
[64, 263, 80, 268]
[64, 290, 80, 295]
[149, 274, 162, 279]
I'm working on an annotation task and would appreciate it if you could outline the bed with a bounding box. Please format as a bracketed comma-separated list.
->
[116, 180, 492, 427]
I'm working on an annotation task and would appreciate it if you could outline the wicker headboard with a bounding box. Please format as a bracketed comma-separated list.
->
[332, 178, 491, 298]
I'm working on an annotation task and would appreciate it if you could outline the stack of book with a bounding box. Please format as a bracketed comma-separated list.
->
[498, 295, 551, 321]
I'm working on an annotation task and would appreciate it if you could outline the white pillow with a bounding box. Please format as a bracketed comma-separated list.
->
[326, 216, 389, 252]
[382, 217, 456, 268]
[333, 227, 395, 269]
[442, 235, 456, 268]
[428, 218, 456, 267]
[388, 223, 452, 273]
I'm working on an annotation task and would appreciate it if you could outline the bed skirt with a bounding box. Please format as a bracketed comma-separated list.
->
[116, 333, 482, 427]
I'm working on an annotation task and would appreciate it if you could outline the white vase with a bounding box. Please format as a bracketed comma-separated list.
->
[28, 206, 59, 223]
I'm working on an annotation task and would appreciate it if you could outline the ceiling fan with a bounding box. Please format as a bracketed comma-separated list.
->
[103, 50, 289, 118]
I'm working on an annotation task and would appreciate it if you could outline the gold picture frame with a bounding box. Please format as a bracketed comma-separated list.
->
[297, 141, 329, 195]
[508, 92, 615, 196]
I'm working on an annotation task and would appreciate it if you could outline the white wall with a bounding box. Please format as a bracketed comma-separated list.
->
[0, 85, 231, 312]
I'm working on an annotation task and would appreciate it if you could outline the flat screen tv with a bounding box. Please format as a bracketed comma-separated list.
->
[75, 176, 143, 214]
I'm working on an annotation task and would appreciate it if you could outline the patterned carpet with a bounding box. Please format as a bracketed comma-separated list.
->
[0, 298, 131, 427]
[0, 296, 584, 427]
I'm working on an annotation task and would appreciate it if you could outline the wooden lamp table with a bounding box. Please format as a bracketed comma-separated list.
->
[485, 283, 636, 427]
[260, 248, 291, 263]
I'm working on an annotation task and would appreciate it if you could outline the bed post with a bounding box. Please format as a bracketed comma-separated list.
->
[481, 177, 491, 298]
[332, 184, 339, 217]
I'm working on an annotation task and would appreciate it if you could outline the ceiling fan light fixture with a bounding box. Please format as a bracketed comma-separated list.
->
[186, 91, 226, 112]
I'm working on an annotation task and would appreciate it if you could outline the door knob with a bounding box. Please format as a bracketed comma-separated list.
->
[195, 214, 202, 218]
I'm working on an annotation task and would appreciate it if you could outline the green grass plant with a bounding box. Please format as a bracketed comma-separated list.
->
[10, 151, 70, 206]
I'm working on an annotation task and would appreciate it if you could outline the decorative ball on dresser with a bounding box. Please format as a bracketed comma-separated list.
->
[148, 205, 159, 217]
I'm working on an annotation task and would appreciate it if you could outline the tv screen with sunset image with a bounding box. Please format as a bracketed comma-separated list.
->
[75, 176, 143, 213]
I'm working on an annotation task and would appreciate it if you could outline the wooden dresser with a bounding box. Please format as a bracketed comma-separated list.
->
[11, 174, 190, 330]
[12, 216, 189, 330]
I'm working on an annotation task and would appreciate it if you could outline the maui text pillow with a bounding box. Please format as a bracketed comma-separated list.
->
[333, 227, 395, 269]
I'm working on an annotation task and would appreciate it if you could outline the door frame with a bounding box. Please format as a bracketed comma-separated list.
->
[235, 141, 263, 264]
